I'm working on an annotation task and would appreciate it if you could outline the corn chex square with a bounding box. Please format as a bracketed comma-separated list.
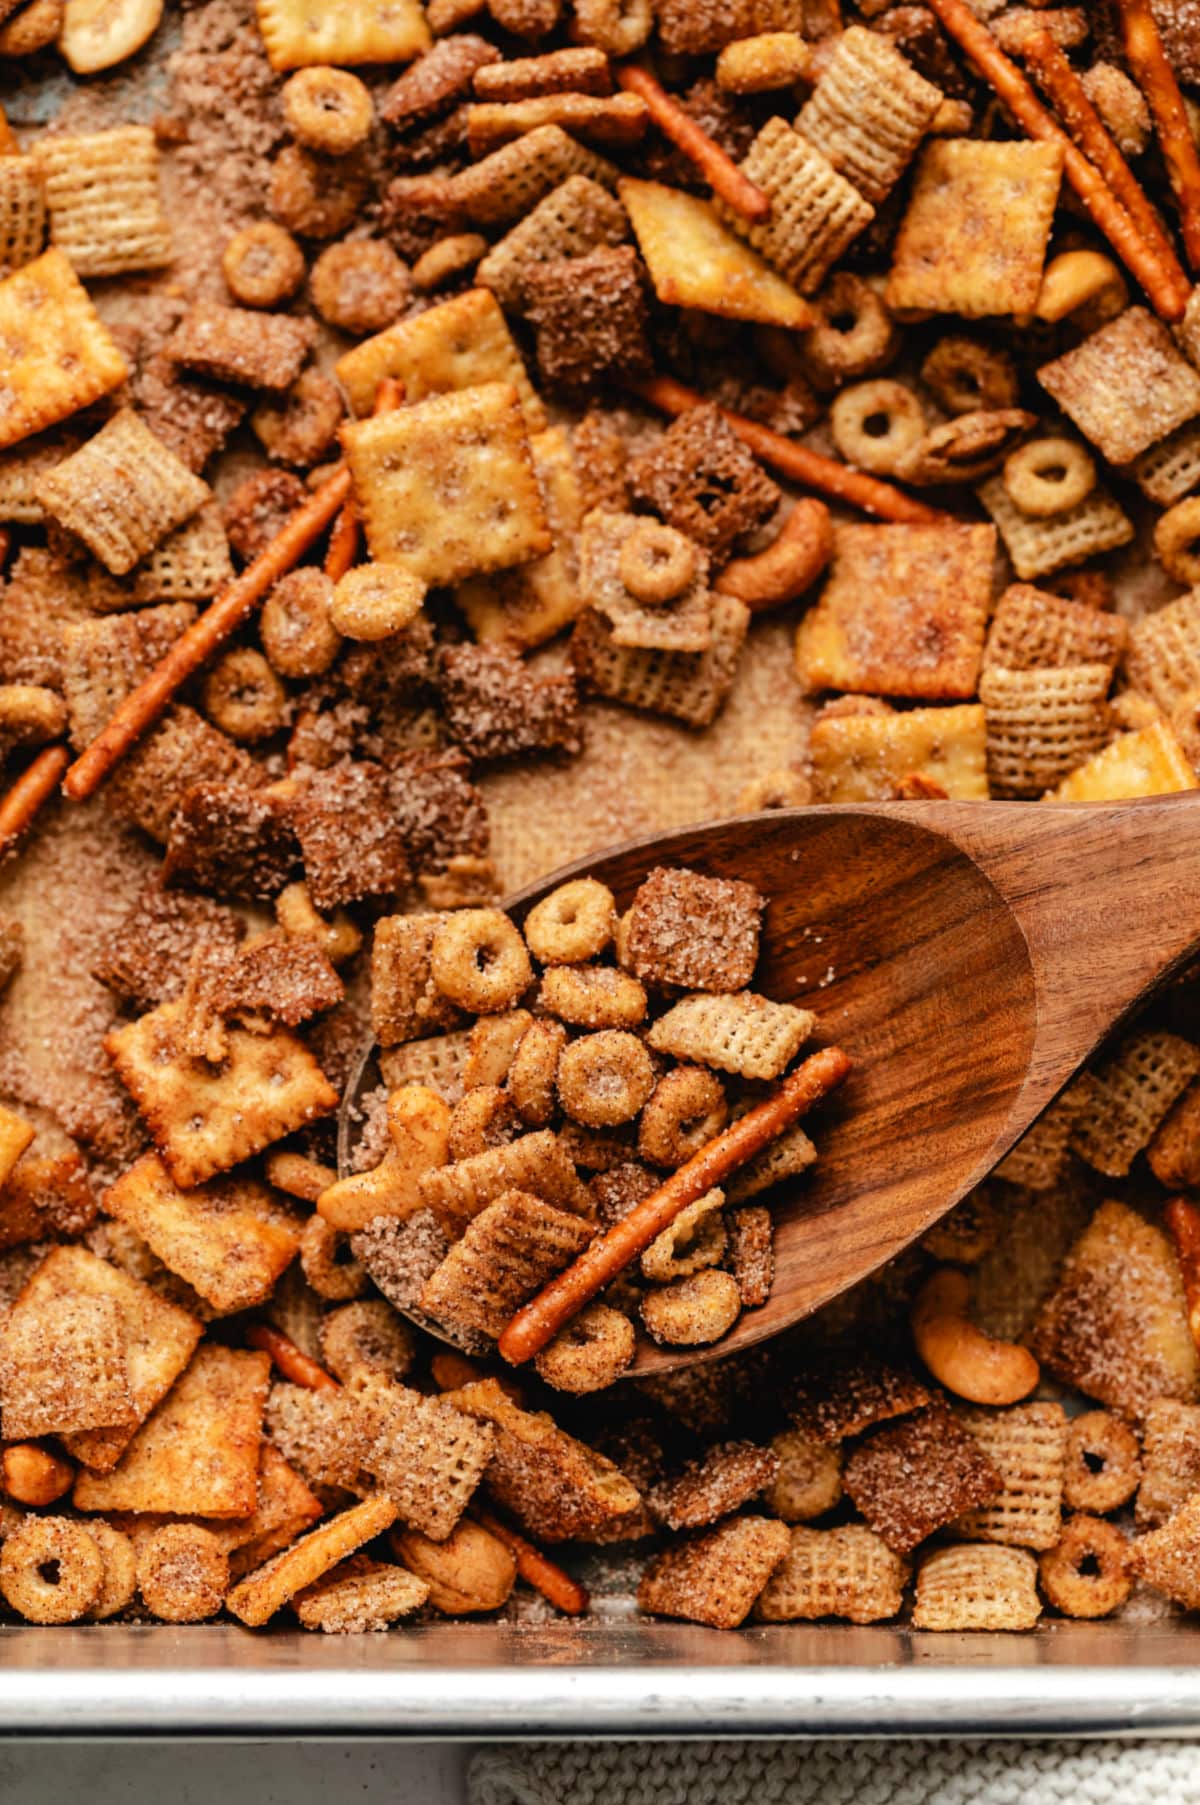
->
[450, 125, 619, 227]
[348, 1371, 494, 1540]
[889, 139, 1062, 316]
[1128, 589, 1200, 714]
[1070, 1030, 1200, 1177]
[106, 998, 338, 1189]
[256, 0, 430, 69]
[0, 1285, 134, 1440]
[477, 175, 629, 312]
[983, 584, 1128, 674]
[337, 287, 544, 430]
[954, 1402, 1067, 1550]
[912, 1543, 1041, 1630]
[1038, 307, 1200, 467]
[796, 25, 943, 205]
[22, 1245, 203, 1473]
[639, 1515, 791, 1629]
[132, 503, 234, 605]
[344, 382, 551, 587]
[571, 591, 749, 727]
[0, 249, 128, 451]
[37, 413, 210, 576]
[295, 1556, 429, 1632]
[73, 1344, 271, 1517]
[420, 1188, 593, 1339]
[979, 662, 1112, 799]
[720, 118, 874, 295]
[976, 474, 1133, 582]
[646, 991, 816, 1081]
[755, 1524, 907, 1623]
[38, 126, 172, 278]
[795, 522, 994, 699]
[104, 1152, 305, 1316]
[620, 178, 812, 329]
[809, 703, 990, 802]
[0, 154, 45, 271]
[1137, 1400, 1200, 1529]
[581, 510, 712, 654]
[62, 604, 197, 752]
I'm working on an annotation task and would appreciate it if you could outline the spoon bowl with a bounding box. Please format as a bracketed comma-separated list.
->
[343, 794, 1200, 1375]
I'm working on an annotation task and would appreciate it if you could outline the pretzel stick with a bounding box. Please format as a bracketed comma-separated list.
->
[1165, 1195, 1200, 1352]
[629, 374, 947, 525]
[62, 465, 352, 803]
[1021, 29, 1190, 300]
[616, 64, 771, 221]
[498, 1045, 852, 1365]
[246, 1321, 341, 1393]
[1117, 0, 1200, 272]
[923, 0, 1191, 321]
[323, 378, 404, 581]
[0, 744, 68, 862]
[472, 1507, 590, 1615]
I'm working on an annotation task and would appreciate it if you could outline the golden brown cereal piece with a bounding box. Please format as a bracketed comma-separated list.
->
[0, 678, 61, 745]
[448, 1084, 521, 1161]
[912, 1543, 1040, 1631]
[0, 1150, 95, 1258]
[579, 509, 710, 655]
[1155, 497, 1200, 586]
[383, 31, 500, 124]
[256, 0, 430, 69]
[447, 1376, 643, 1541]
[1064, 1410, 1141, 1515]
[641, 1268, 741, 1347]
[349, 1372, 494, 1537]
[1137, 1400, 1200, 1528]
[639, 1068, 728, 1170]
[420, 1188, 593, 1340]
[222, 1444, 324, 1579]
[137, 1524, 229, 1623]
[619, 521, 698, 608]
[379, 1033, 472, 1101]
[269, 145, 367, 240]
[1081, 59, 1152, 157]
[790, 1356, 930, 1446]
[295, 1555, 428, 1631]
[976, 474, 1134, 583]
[1070, 1030, 1200, 1177]
[465, 1011, 534, 1089]
[309, 241, 411, 338]
[276, 883, 362, 968]
[1031, 1199, 1199, 1417]
[260, 568, 340, 679]
[796, 25, 942, 206]
[795, 521, 993, 701]
[508, 1020, 567, 1128]
[38, 125, 170, 277]
[392, 1519, 515, 1613]
[922, 335, 1019, 416]
[106, 1000, 337, 1191]
[85, 1520, 138, 1622]
[1151, 1082, 1200, 1190]
[419, 1128, 586, 1236]
[557, 1030, 655, 1128]
[979, 663, 1112, 800]
[300, 1215, 366, 1304]
[330, 564, 425, 641]
[456, 423, 585, 651]
[897, 407, 1036, 488]
[1004, 437, 1096, 519]
[0, 155, 45, 272]
[283, 66, 373, 154]
[74, 1345, 270, 1517]
[735, 768, 811, 812]
[765, 1426, 842, 1522]
[717, 31, 813, 91]
[466, 92, 645, 155]
[639, 1515, 790, 1630]
[223, 221, 306, 308]
[478, 175, 627, 314]
[1050, 719, 1198, 801]
[629, 406, 779, 566]
[719, 118, 873, 296]
[2, 1443, 74, 1508]
[1132, 420, 1200, 508]
[168, 301, 315, 394]
[104, 1153, 303, 1316]
[830, 380, 926, 478]
[1039, 1514, 1131, 1620]
[344, 384, 550, 588]
[1042, 308, 1200, 468]
[954, 1402, 1066, 1551]
[201, 648, 287, 744]
[0, 1516, 102, 1623]
[809, 702, 989, 803]
[371, 915, 464, 1048]
[984, 583, 1127, 675]
[264, 1380, 365, 1492]
[569, 0, 650, 53]
[0, 1289, 133, 1441]
[61, 602, 196, 753]
[454, 124, 620, 230]
[844, 1403, 1000, 1555]
[36, 412, 208, 577]
[650, 1440, 778, 1533]
[252, 368, 343, 468]
[755, 1524, 906, 1624]
[338, 286, 542, 426]
[430, 908, 533, 1014]
[1128, 590, 1200, 715]
[411, 234, 488, 292]
[646, 992, 816, 1083]
[133, 504, 235, 607]
[229, 1494, 400, 1626]
[1129, 1491, 1200, 1609]
[539, 965, 647, 1031]
[320, 1300, 415, 1386]
[728, 1203, 774, 1306]
[474, 46, 608, 102]
[0, 0, 64, 56]
[571, 589, 749, 728]
[524, 878, 615, 966]
[222, 467, 307, 564]
[641, 1188, 727, 1282]
[888, 139, 1062, 317]
[625, 866, 762, 994]
[532, 1302, 635, 1393]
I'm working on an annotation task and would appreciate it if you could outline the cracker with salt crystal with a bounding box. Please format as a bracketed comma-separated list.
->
[0, 1149, 96, 1253]
[0, 249, 128, 451]
[256, 0, 430, 69]
[106, 999, 338, 1189]
[74, 1344, 271, 1518]
[621, 178, 812, 329]
[344, 382, 550, 587]
[457, 425, 585, 649]
[104, 1153, 305, 1317]
[337, 287, 543, 430]
[809, 703, 989, 802]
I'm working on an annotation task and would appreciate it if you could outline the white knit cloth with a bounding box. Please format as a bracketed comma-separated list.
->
[469, 1741, 1200, 1805]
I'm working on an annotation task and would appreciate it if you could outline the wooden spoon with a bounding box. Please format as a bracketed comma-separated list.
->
[342, 797, 1200, 1376]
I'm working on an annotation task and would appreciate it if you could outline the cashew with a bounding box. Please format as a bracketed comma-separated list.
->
[911, 1267, 1039, 1406]
[391, 1520, 516, 1614]
[715, 499, 833, 613]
